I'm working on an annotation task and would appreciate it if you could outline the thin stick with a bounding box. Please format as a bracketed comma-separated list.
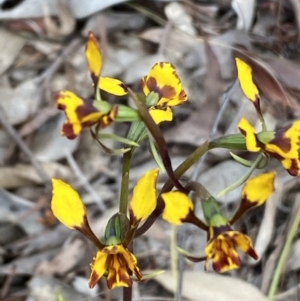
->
[64, 149, 106, 212]
[0, 266, 16, 298]
[268, 195, 300, 300]
[38, 37, 83, 85]
[0, 105, 50, 188]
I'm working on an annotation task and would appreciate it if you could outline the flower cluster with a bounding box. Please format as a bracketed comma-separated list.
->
[49, 31, 300, 296]
[162, 173, 275, 272]
[57, 32, 187, 140]
[235, 58, 300, 176]
[51, 169, 159, 289]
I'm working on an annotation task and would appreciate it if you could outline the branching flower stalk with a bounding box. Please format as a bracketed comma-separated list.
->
[49, 31, 300, 301]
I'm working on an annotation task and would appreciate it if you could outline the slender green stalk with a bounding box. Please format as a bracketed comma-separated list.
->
[119, 151, 132, 214]
[267, 206, 300, 300]
[217, 153, 263, 197]
[160, 140, 210, 194]
[119, 151, 133, 301]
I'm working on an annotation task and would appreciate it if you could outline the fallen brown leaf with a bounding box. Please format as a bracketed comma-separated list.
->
[155, 270, 267, 301]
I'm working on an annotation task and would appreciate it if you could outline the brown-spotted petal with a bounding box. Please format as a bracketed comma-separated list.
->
[142, 62, 187, 107]
[238, 117, 260, 152]
[99, 77, 128, 96]
[56, 90, 102, 139]
[242, 172, 276, 207]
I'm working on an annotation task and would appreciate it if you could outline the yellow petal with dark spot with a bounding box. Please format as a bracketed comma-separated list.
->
[235, 58, 259, 102]
[56, 90, 84, 137]
[56, 90, 103, 139]
[89, 244, 142, 289]
[238, 117, 260, 152]
[99, 77, 128, 96]
[85, 32, 102, 85]
[149, 107, 173, 124]
[130, 169, 159, 222]
[89, 250, 108, 288]
[142, 62, 187, 107]
[205, 230, 257, 273]
[51, 179, 86, 229]
[281, 158, 300, 176]
[162, 191, 194, 225]
[265, 121, 300, 159]
[242, 172, 276, 206]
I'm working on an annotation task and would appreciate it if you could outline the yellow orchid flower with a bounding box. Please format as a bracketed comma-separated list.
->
[56, 91, 118, 139]
[56, 32, 128, 139]
[161, 173, 276, 273]
[205, 224, 257, 273]
[85, 31, 127, 96]
[141, 62, 187, 124]
[238, 117, 300, 176]
[89, 244, 142, 289]
[51, 168, 159, 289]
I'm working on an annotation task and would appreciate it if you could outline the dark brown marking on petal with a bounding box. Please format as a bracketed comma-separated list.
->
[133, 266, 143, 281]
[100, 106, 118, 128]
[89, 270, 101, 288]
[178, 89, 187, 101]
[286, 158, 300, 176]
[106, 264, 117, 289]
[230, 233, 258, 260]
[253, 96, 261, 113]
[146, 76, 176, 101]
[239, 128, 247, 136]
[103, 245, 119, 254]
[62, 123, 76, 139]
[210, 224, 232, 240]
[172, 69, 179, 81]
[57, 103, 66, 111]
[90, 73, 98, 87]
[119, 82, 128, 93]
[269, 124, 292, 153]
[246, 247, 258, 260]
[159, 62, 164, 68]
[240, 196, 256, 209]
[146, 77, 158, 93]
[106, 254, 133, 288]
[76, 98, 99, 120]
[212, 250, 240, 272]
[239, 127, 263, 149]
[212, 260, 223, 272]
[118, 266, 132, 287]
[160, 85, 176, 100]
[129, 208, 140, 227]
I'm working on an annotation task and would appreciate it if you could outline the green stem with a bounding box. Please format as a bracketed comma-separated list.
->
[119, 151, 132, 214]
[217, 153, 264, 197]
[267, 207, 300, 300]
[161, 140, 210, 194]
